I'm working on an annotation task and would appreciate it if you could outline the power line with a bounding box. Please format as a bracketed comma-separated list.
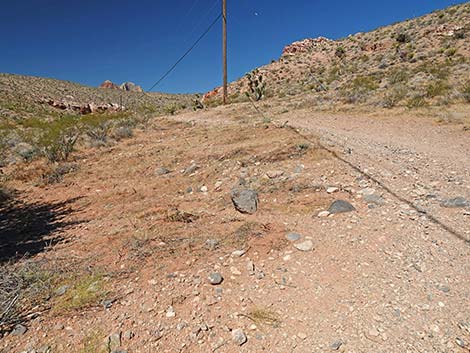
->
[139, 12, 222, 100]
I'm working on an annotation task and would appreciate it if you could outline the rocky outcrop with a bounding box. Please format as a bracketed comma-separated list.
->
[202, 87, 220, 103]
[100, 80, 143, 92]
[282, 37, 332, 56]
[435, 24, 463, 37]
[39, 98, 125, 115]
[120, 82, 143, 92]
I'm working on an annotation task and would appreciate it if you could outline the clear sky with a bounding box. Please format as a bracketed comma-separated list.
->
[0, 0, 466, 94]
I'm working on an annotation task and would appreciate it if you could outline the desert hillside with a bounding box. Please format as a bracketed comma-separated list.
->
[205, 2, 470, 109]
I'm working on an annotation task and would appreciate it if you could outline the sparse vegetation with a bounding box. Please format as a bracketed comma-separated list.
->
[54, 273, 108, 312]
[461, 80, 470, 102]
[245, 69, 266, 101]
[426, 79, 450, 98]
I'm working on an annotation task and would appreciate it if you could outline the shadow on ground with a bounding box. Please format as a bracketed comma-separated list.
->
[0, 190, 82, 264]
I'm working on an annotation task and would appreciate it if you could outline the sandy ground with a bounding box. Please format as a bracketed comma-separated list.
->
[1, 102, 469, 353]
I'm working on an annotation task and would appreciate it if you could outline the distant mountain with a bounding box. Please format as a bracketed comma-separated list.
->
[100, 80, 143, 93]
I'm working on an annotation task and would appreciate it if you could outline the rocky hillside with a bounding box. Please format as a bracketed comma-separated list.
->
[205, 3, 470, 108]
[0, 74, 192, 121]
[0, 74, 194, 166]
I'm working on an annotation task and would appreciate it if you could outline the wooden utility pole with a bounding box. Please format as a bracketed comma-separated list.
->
[222, 0, 227, 104]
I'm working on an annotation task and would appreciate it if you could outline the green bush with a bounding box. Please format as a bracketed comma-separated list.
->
[383, 85, 407, 108]
[335, 46, 346, 58]
[343, 75, 379, 103]
[461, 80, 470, 102]
[426, 79, 450, 98]
[388, 69, 409, 84]
[406, 95, 428, 108]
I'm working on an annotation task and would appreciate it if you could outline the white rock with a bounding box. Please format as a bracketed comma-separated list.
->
[231, 328, 247, 346]
[327, 187, 339, 194]
[294, 240, 314, 251]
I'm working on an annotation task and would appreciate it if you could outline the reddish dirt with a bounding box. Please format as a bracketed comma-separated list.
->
[1, 106, 469, 353]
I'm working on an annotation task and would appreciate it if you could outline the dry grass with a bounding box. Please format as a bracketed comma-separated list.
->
[243, 307, 281, 327]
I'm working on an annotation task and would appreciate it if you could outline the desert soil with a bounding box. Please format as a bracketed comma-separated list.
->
[1, 103, 469, 353]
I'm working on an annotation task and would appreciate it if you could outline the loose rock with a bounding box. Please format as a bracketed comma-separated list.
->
[286, 232, 301, 241]
[328, 200, 356, 214]
[207, 272, 223, 285]
[294, 240, 314, 251]
[440, 197, 468, 208]
[231, 328, 247, 346]
[231, 189, 259, 214]
[11, 324, 27, 336]
[155, 167, 170, 176]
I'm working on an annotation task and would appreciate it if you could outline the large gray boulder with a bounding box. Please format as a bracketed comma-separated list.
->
[231, 188, 259, 214]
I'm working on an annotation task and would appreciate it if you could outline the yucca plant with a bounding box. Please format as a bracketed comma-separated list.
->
[245, 69, 266, 101]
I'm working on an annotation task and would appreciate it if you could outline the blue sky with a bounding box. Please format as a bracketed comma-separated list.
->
[0, 0, 466, 93]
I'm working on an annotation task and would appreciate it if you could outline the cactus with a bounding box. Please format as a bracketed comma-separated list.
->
[245, 69, 266, 101]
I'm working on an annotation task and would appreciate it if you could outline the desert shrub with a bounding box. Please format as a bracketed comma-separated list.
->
[245, 69, 266, 101]
[445, 47, 457, 57]
[35, 116, 80, 163]
[81, 114, 112, 146]
[461, 80, 470, 102]
[406, 95, 428, 108]
[388, 69, 409, 84]
[383, 85, 407, 108]
[0, 261, 57, 332]
[164, 103, 179, 115]
[395, 32, 411, 43]
[40, 163, 78, 185]
[335, 46, 346, 58]
[426, 79, 450, 98]
[343, 75, 379, 103]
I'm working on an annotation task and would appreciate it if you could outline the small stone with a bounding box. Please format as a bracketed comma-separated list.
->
[440, 197, 468, 208]
[328, 200, 356, 214]
[456, 337, 466, 348]
[155, 167, 170, 176]
[231, 188, 259, 214]
[230, 266, 241, 275]
[208, 272, 223, 285]
[298, 332, 307, 340]
[54, 285, 69, 296]
[166, 306, 176, 318]
[107, 333, 121, 351]
[11, 324, 27, 336]
[318, 211, 330, 217]
[200, 185, 208, 193]
[123, 331, 134, 340]
[183, 163, 199, 175]
[177, 323, 187, 330]
[363, 193, 385, 206]
[246, 261, 255, 274]
[438, 285, 450, 293]
[266, 170, 284, 179]
[326, 187, 339, 194]
[102, 299, 115, 309]
[368, 328, 380, 337]
[231, 328, 247, 346]
[294, 240, 314, 252]
[205, 239, 219, 251]
[231, 249, 246, 257]
[286, 233, 301, 241]
[330, 340, 343, 350]
[215, 181, 223, 190]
